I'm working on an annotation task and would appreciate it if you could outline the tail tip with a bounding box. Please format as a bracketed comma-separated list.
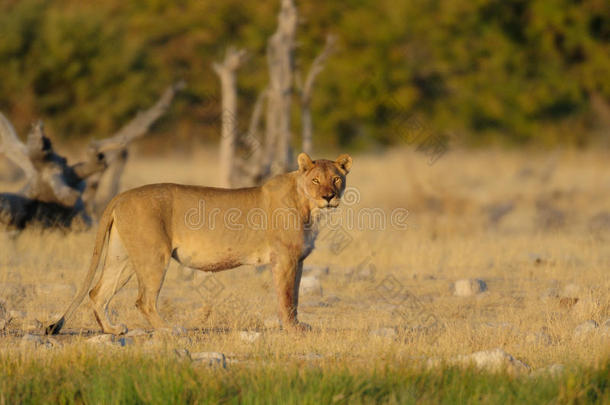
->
[45, 318, 64, 335]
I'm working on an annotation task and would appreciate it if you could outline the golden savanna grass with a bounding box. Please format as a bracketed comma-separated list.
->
[0, 147, 608, 373]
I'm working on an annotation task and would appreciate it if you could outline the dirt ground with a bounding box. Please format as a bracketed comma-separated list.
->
[0, 147, 608, 370]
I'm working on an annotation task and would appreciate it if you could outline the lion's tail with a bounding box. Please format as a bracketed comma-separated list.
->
[45, 199, 118, 335]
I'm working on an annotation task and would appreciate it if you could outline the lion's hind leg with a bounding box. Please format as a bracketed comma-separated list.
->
[89, 225, 134, 335]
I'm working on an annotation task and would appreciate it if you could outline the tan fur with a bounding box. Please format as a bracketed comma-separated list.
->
[46, 153, 352, 335]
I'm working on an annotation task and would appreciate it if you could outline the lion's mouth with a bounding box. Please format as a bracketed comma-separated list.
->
[319, 200, 340, 209]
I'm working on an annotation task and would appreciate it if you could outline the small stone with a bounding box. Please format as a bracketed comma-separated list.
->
[370, 327, 397, 339]
[0, 319, 6, 330]
[300, 276, 323, 296]
[239, 331, 261, 343]
[454, 279, 487, 297]
[190, 352, 226, 368]
[455, 348, 530, 374]
[86, 334, 114, 345]
[86, 334, 133, 347]
[574, 320, 598, 338]
[115, 337, 134, 347]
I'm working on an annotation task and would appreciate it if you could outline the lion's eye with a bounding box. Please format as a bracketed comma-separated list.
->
[312, 178, 320, 185]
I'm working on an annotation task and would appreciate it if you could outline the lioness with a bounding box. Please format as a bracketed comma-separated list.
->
[46, 153, 352, 335]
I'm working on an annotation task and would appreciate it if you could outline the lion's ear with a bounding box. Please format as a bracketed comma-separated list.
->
[297, 152, 314, 172]
[335, 154, 352, 174]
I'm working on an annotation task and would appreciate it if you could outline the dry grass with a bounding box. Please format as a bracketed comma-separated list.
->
[0, 147, 609, 372]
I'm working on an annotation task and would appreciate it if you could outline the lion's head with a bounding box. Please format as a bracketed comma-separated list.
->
[296, 152, 352, 209]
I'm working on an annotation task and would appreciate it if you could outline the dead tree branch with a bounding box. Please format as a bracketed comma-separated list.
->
[265, 0, 297, 174]
[212, 48, 248, 187]
[301, 35, 336, 155]
[0, 81, 183, 228]
[0, 112, 37, 184]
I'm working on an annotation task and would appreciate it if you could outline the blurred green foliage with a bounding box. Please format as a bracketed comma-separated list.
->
[0, 0, 608, 148]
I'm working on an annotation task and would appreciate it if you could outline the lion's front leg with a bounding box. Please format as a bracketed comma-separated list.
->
[270, 252, 309, 331]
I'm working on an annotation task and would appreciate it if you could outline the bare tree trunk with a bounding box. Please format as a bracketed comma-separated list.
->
[266, 0, 297, 174]
[301, 35, 335, 155]
[233, 88, 268, 187]
[212, 48, 247, 187]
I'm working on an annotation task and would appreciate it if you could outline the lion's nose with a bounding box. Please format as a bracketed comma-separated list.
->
[323, 192, 336, 202]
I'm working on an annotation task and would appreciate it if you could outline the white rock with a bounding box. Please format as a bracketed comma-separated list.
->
[239, 331, 261, 343]
[574, 320, 598, 338]
[455, 348, 530, 374]
[370, 327, 397, 339]
[300, 276, 322, 296]
[87, 334, 133, 347]
[191, 352, 226, 368]
[454, 279, 487, 297]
